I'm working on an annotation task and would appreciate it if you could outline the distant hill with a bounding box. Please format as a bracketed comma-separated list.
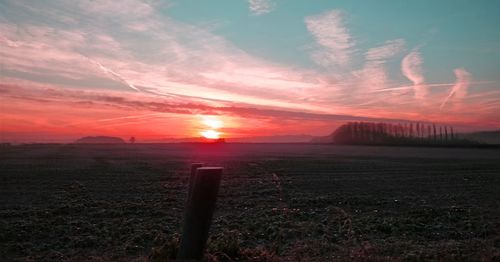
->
[310, 134, 333, 143]
[460, 131, 500, 144]
[74, 136, 125, 144]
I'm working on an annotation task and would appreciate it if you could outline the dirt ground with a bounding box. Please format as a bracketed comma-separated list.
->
[1, 143, 499, 261]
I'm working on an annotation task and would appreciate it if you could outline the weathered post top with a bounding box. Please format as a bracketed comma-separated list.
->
[188, 163, 204, 200]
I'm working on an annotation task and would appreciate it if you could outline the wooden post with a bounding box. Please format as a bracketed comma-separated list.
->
[178, 167, 223, 260]
[188, 163, 204, 201]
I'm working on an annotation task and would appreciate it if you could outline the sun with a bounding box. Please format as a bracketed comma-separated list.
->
[200, 130, 220, 139]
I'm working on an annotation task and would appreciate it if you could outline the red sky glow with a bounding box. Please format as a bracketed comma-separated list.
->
[1, 1, 500, 143]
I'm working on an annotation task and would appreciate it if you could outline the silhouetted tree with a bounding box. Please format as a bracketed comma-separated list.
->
[353, 122, 359, 141]
[433, 124, 437, 141]
[347, 123, 353, 141]
[330, 121, 471, 146]
[398, 123, 404, 138]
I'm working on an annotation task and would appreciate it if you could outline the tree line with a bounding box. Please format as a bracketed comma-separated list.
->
[331, 121, 476, 146]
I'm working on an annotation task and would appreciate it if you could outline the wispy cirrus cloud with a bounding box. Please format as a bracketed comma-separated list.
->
[357, 39, 406, 91]
[305, 10, 355, 67]
[0, 0, 326, 112]
[1, 0, 499, 142]
[247, 0, 275, 15]
[0, 83, 414, 125]
[365, 39, 406, 61]
[440, 68, 471, 109]
[76, 0, 154, 18]
[401, 49, 427, 99]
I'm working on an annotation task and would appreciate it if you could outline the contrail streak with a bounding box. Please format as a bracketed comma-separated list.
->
[96, 112, 168, 122]
[372, 81, 495, 93]
[91, 60, 142, 92]
[440, 68, 471, 110]
[97, 115, 171, 128]
[83, 56, 245, 105]
[66, 113, 168, 127]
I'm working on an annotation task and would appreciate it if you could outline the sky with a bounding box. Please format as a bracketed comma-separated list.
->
[1, 0, 500, 142]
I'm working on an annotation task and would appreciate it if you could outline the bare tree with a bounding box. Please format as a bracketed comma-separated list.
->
[433, 124, 437, 141]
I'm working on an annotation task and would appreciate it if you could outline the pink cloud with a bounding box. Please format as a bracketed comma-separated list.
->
[401, 50, 427, 99]
[77, 0, 154, 18]
[248, 0, 275, 15]
[440, 68, 471, 109]
[305, 10, 354, 67]
[2, 0, 498, 140]
[0, 24, 105, 79]
[356, 62, 388, 91]
[0, 5, 331, 113]
[356, 39, 405, 91]
[365, 39, 405, 61]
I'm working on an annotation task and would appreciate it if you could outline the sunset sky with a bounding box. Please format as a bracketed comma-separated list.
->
[1, 0, 500, 142]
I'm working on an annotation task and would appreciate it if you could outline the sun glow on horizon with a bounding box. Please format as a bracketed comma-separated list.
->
[200, 115, 223, 139]
[200, 129, 221, 139]
[0, 0, 499, 144]
[202, 116, 223, 129]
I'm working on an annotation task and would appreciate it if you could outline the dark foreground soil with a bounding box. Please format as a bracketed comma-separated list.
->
[1, 144, 499, 261]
